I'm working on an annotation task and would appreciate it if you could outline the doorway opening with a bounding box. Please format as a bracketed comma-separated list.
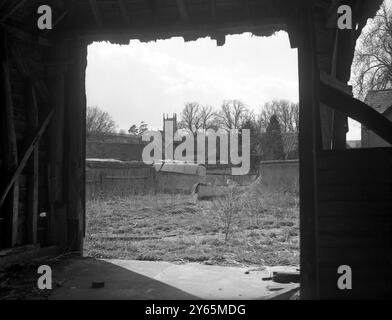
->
[83, 32, 300, 299]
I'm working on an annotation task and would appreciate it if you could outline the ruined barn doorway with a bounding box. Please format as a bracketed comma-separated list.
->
[82, 32, 300, 298]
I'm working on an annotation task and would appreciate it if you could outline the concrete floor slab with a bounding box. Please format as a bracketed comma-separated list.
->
[50, 258, 297, 300]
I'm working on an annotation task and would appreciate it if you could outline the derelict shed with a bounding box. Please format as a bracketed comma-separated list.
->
[0, 0, 391, 299]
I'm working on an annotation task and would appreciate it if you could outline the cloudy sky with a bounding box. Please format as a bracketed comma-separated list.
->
[86, 32, 298, 129]
[86, 30, 360, 139]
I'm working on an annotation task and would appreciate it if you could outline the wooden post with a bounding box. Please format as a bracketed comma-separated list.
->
[65, 39, 87, 253]
[297, 1, 320, 299]
[0, 27, 19, 248]
[47, 42, 68, 249]
[331, 29, 355, 149]
[26, 80, 39, 244]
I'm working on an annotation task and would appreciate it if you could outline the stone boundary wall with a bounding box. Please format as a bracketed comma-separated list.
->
[259, 160, 299, 194]
[86, 160, 155, 199]
[86, 141, 145, 161]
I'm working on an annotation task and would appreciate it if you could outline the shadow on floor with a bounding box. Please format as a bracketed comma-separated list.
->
[50, 257, 199, 300]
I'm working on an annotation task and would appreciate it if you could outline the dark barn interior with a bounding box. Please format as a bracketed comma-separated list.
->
[0, 0, 391, 299]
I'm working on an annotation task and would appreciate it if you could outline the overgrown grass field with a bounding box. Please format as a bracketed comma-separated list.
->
[84, 189, 299, 267]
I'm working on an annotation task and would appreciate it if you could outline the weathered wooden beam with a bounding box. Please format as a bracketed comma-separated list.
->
[117, 0, 130, 25]
[320, 82, 392, 145]
[26, 80, 39, 245]
[80, 20, 285, 43]
[0, 109, 55, 210]
[0, 27, 19, 247]
[297, 0, 320, 300]
[0, 0, 29, 22]
[65, 40, 87, 253]
[331, 29, 339, 77]
[319, 30, 340, 150]
[176, 0, 188, 21]
[320, 72, 352, 95]
[47, 42, 68, 248]
[88, 0, 103, 27]
[332, 25, 356, 149]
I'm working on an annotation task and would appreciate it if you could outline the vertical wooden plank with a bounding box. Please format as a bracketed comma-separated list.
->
[65, 39, 87, 253]
[80, 43, 87, 240]
[0, 27, 19, 248]
[26, 80, 39, 244]
[331, 29, 354, 149]
[297, 1, 320, 299]
[47, 42, 68, 248]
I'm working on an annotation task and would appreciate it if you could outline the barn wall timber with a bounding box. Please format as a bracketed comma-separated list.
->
[317, 148, 392, 299]
[0, 30, 51, 248]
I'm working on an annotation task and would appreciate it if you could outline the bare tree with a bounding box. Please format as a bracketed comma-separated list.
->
[213, 189, 242, 243]
[178, 102, 203, 134]
[216, 99, 250, 131]
[259, 102, 277, 132]
[86, 106, 117, 134]
[352, 3, 392, 99]
[259, 100, 299, 133]
[199, 105, 217, 131]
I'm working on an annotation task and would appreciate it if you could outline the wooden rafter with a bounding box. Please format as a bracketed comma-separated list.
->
[176, 0, 188, 21]
[320, 82, 392, 145]
[117, 0, 130, 25]
[26, 80, 39, 245]
[0, 0, 29, 22]
[88, 0, 103, 27]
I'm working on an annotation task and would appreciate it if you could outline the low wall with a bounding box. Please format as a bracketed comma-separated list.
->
[154, 162, 207, 193]
[86, 159, 155, 199]
[86, 160, 207, 199]
[86, 142, 145, 161]
[259, 160, 299, 194]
